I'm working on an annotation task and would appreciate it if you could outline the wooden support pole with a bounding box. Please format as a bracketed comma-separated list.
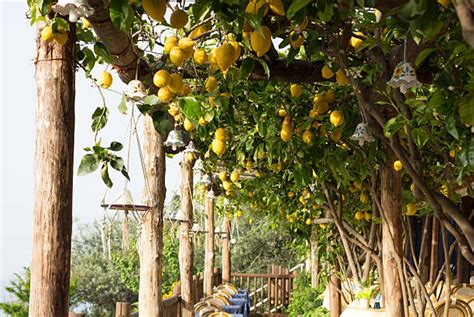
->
[138, 118, 166, 316]
[310, 226, 319, 288]
[381, 148, 404, 316]
[115, 302, 131, 317]
[68, 313, 85, 317]
[179, 154, 195, 317]
[329, 266, 341, 317]
[222, 216, 231, 283]
[429, 217, 440, 285]
[204, 190, 215, 296]
[29, 23, 76, 317]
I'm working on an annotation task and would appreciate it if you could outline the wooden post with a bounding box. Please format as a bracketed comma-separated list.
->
[204, 190, 215, 296]
[29, 23, 76, 317]
[381, 148, 404, 316]
[179, 154, 195, 317]
[138, 118, 166, 316]
[329, 266, 341, 317]
[310, 226, 319, 288]
[68, 313, 85, 317]
[115, 302, 131, 317]
[429, 217, 439, 285]
[222, 216, 231, 283]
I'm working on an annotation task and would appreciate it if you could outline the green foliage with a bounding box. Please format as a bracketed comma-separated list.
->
[286, 273, 328, 317]
[0, 268, 30, 316]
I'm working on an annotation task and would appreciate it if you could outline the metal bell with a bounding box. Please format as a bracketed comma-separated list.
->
[351, 122, 374, 146]
[388, 62, 421, 93]
[125, 80, 147, 101]
[52, 0, 94, 22]
[164, 129, 185, 151]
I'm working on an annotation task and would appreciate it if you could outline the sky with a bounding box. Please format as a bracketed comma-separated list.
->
[0, 0, 183, 305]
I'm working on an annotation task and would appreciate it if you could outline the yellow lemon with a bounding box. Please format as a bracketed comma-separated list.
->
[215, 128, 227, 141]
[245, 161, 253, 171]
[184, 118, 195, 131]
[314, 101, 328, 115]
[81, 17, 91, 28]
[169, 46, 186, 66]
[245, 0, 267, 15]
[168, 73, 183, 93]
[364, 212, 372, 221]
[393, 160, 403, 172]
[329, 110, 344, 127]
[158, 86, 174, 103]
[280, 125, 292, 142]
[319, 223, 327, 229]
[189, 24, 210, 39]
[360, 193, 369, 204]
[306, 218, 312, 225]
[230, 170, 239, 183]
[290, 31, 304, 49]
[178, 37, 194, 51]
[98, 71, 113, 88]
[302, 130, 312, 144]
[198, 117, 207, 126]
[142, 0, 166, 21]
[350, 32, 364, 50]
[248, 218, 254, 225]
[205, 76, 218, 93]
[449, 149, 456, 158]
[164, 36, 178, 54]
[227, 40, 241, 62]
[438, 0, 450, 7]
[250, 26, 272, 57]
[153, 69, 171, 88]
[406, 203, 417, 216]
[336, 69, 349, 85]
[331, 129, 342, 141]
[168, 103, 180, 116]
[321, 65, 335, 79]
[216, 43, 235, 72]
[193, 48, 207, 65]
[290, 84, 302, 98]
[268, 0, 285, 15]
[208, 47, 218, 66]
[354, 211, 364, 221]
[212, 139, 226, 156]
[181, 83, 191, 96]
[169, 8, 188, 29]
[222, 180, 232, 191]
[278, 108, 287, 117]
[54, 31, 68, 45]
[219, 171, 227, 181]
[324, 89, 336, 103]
[41, 25, 54, 42]
[288, 191, 295, 198]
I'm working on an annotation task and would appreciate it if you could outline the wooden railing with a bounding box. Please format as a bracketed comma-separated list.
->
[231, 267, 297, 315]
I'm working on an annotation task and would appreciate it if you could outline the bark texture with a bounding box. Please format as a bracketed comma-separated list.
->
[204, 191, 215, 296]
[381, 149, 404, 316]
[138, 117, 166, 316]
[329, 267, 341, 317]
[310, 227, 319, 288]
[29, 24, 76, 317]
[222, 217, 232, 283]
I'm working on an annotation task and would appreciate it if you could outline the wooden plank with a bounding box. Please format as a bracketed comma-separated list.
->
[260, 277, 264, 314]
[253, 277, 257, 312]
[231, 273, 295, 279]
[115, 302, 131, 317]
[267, 276, 271, 314]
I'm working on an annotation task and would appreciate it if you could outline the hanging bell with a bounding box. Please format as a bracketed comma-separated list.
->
[125, 80, 147, 101]
[200, 174, 212, 187]
[116, 189, 134, 205]
[184, 141, 199, 155]
[52, 0, 94, 22]
[388, 62, 421, 93]
[192, 223, 202, 232]
[174, 209, 186, 222]
[206, 189, 215, 199]
[164, 129, 185, 151]
[351, 122, 374, 146]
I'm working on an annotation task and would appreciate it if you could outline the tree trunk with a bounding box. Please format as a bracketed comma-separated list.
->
[179, 155, 194, 317]
[138, 117, 165, 316]
[381, 148, 404, 316]
[329, 266, 341, 317]
[310, 227, 319, 288]
[204, 190, 215, 296]
[29, 24, 76, 317]
[222, 217, 231, 283]
[429, 218, 439, 285]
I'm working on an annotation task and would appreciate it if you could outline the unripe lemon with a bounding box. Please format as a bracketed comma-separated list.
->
[142, 0, 166, 21]
[354, 211, 364, 220]
[393, 160, 403, 172]
[306, 218, 312, 225]
[268, 0, 285, 16]
[168, 73, 183, 93]
[41, 25, 54, 42]
[169, 8, 188, 29]
[321, 65, 334, 79]
[183, 118, 195, 131]
[153, 69, 171, 88]
[406, 203, 417, 216]
[164, 36, 178, 54]
[302, 130, 312, 144]
[98, 71, 113, 88]
[336, 69, 349, 85]
[350, 32, 364, 50]
[215, 43, 235, 72]
[193, 48, 207, 65]
[250, 26, 272, 57]
[158, 86, 174, 103]
[222, 180, 232, 191]
[280, 125, 292, 142]
[215, 128, 227, 141]
[360, 193, 369, 204]
[364, 211, 372, 221]
[205, 76, 218, 93]
[290, 31, 304, 49]
[330, 110, 344, 127]
[169, 46, 186, 66]
[212, 139, 226, 156]
[324, 89, 336, 103]
[290, 84, 302, 98]
[81, 17, 91, 28]
[54, 31, 68, 45]
[230, 170, 239, 183]
[219, 171, 227, 181]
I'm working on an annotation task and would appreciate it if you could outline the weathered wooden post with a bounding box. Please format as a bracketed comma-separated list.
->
[222, 216, 232, 283]
[204, 189, 215, 296]
[29, 23, 76, 317]
[115, 302, 131, 317]
[68, 313, 85, 317]
[329, 266, 341, 317]
[310, 226, 319, 288]
[179, 150, 195, 317]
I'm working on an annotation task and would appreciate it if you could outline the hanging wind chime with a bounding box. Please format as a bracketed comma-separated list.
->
[388, 37, 421, 93]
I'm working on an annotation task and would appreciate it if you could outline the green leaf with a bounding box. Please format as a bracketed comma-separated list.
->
[108, 141, 123, 151]
[91, 106, 109, 133]
[152, 110, 170, 135]
[459, 97, 474, 126]
[118, 95, 127, 114]
[101, 164, 113, 188]
[256, 58, 270, 78]
[143, 94, 160, 106]
[411, 127, 429, 148]
[36, 0, 51, 16]
[94, 42, 112, 64]
[180, 97, 203, 120]
[78, 154, 99, 176]
[445, 116, 459, 140]
[110, 0, 134, 32]
[317, 1, 333, 22]
[415, 48, 436, 67]
[110, 157, 124, 172]
[287, 0, 311, 18]
[383, 116, 406, 137]
[239, 58, 255, 80]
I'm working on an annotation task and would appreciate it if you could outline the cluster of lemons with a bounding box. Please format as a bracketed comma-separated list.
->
[41, 25, 68, 45]
[219, 168, 239, 196]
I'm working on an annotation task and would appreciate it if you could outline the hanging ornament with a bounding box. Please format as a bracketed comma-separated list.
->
[125, 80, 147, 102]
[200, 174, 212, 187]
[164, 129, 185, 151]
[52, 0, 94, 22]
[351, 122, 374, 146]
[192, 223, 203, 232]
[173, 209, 187, 222]
[388, 62, 421, 93]
[184, 141, 199, 161]
[206, 189, 215, 199]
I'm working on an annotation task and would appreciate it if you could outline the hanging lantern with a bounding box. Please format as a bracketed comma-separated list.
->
[52, 0, 94, 22]
[388, 62, 421, 93]
[351, 122, 374, 146]
[164, 129, 185, 151]
[125, 80, 147, 101]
